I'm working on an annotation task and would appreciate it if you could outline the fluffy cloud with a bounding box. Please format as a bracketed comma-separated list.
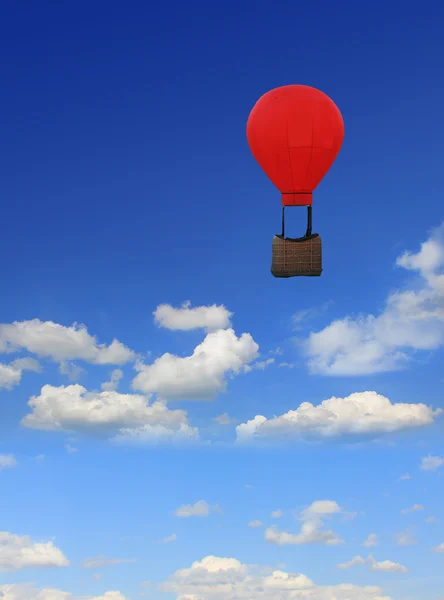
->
[0, 532, 69, 571]
[0, 320, 134, 365]
[153, 302, 232, 331]
[0, 456, 17, 471]
[271, 509, 284, 518]
[420, 454, 444, 470]
[0, 358, 41, 390]
[0, 584, 127, 600]
[160, 555, 392, 599]
[236, 391, 441, 442]
[101, 369, 124, 392]
[305, 223, 444, 375]
[248, 521, 263, 528]
[175, 501, 211, 518]
[213, 413, 234, 425]
[162, 534, 177, 544]
[21, 384, 198, 443]
[82, 556, 136, 568]
[363, 533, 379, 547]
[132, 328, 258, 400]
[265, 500, 343, 547]
[434, 543, 444, 552]
[338, 554, 408, 573]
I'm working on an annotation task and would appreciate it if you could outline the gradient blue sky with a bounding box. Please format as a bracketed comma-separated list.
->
[1, 2, 444, 600]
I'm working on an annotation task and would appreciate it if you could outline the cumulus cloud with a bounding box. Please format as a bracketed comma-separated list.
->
[0, 456, 17, 471]
[433, 542, 444, 552]
[363, 533, 379, 547]
[338, 554, 408, 573]
[0, 320, 134, 365]
[153, 302, 232, 331]
[21, 384, 198, 444]
[271, 510, 284, 518]
[0, 358, 41, 391]
[59, 361, 84, 381]
[159, 555, 392, 599]
[82, 556, 136, 569]
[420, 454, 444, 470]
[101, 369, 124, 392]
[399, 473, 412, 480]
[236, 391, 441, 443]
[175, 501, 211, 518]
[213, 413, 234, 425]
[132, 328, 258, 400]
[265, 500, 343, 547]
[248, 521, 263, 528]
[304, 223, 444, 375]
[0, 584, 127, 600]
[0, 532, 69, 571]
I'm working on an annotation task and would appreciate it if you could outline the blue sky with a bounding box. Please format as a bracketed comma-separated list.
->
[1, 1, 444, 599]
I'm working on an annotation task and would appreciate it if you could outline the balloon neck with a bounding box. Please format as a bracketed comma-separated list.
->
[281, 192, 312, 206]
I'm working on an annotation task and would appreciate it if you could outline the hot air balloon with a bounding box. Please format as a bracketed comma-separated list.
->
[246, 85, 344, 277]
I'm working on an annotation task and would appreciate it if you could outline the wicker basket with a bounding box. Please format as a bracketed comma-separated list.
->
[271, 234, 322, 277]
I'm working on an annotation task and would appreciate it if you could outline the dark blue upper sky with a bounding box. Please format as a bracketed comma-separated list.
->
[1, 1, 443, 337]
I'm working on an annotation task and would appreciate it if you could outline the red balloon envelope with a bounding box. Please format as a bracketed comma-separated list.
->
[246, 85, 344, 206]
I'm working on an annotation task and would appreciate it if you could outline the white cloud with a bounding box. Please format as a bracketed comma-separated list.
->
[0, 455, 17, 471]
[0, 584, 127, 600]
[271, 510, 283, 518]
[21, 385, 198, 444]
[243, 357, 274, 373]
[0, 358, 41, 391]
[162, 534, 177, 544]
[304, 223, 444, 375]
[401, 504, 424, 515]
[265, 500, 343, 546]
[59, 361, 84, 382]
[101, 369, 124, 392]
[338, 554, 408, 573]
[82, 556, 136, 569]
[153, 302, 232, 331]
[213, 413, 234, 425]
[248, 521, 263, 528]
[236, 391, 441, 442]
[433, 542, 444, 552]
[0, 532, 69, 571]
[420, 454, 444, 470]
[399, 473, 412, 480]
[363, 533, 379, 547]
[0, 320, 134, 365]
[160, 555, 392, 599]
[132, 328, 258, 400]
[175, 501, 211, 518]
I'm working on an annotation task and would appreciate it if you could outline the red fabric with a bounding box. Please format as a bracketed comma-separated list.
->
[246, 85, 344, 206]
